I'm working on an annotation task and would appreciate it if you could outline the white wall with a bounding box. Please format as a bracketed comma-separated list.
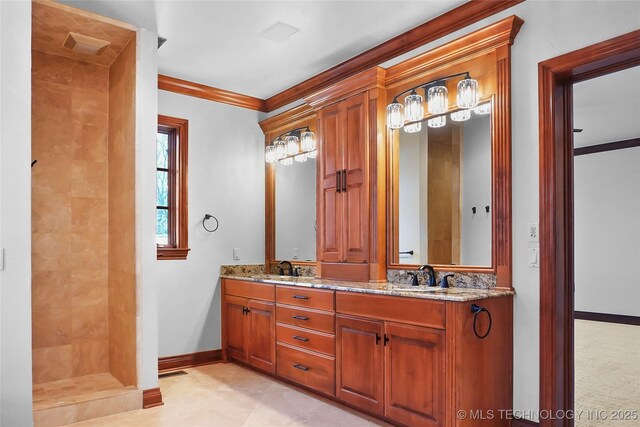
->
[461, 115, 491, 266]
[157, 91, 265, 357]
[275, 159, 316, 262]
[574, 148, 640, 316]
[0, 1, 34, 425]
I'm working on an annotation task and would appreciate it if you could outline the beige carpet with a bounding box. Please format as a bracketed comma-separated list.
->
[575, 319, 640, 426]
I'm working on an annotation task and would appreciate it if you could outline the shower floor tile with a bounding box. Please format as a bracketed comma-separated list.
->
[33, 372, 135, 410]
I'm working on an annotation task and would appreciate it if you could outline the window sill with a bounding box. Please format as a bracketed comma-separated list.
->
[157, 247, 191, 260]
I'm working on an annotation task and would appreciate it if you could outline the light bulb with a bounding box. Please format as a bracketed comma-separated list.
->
[403, 122, 422, 133]
[279, 157, 293, 166]
[386, 101, 404, 129]
[457, 77, 479, 109]
[294, 153, 307, 162]
[300, 130, 316, 152]
[265, 145, 276, 163]
[404, 92, 424, 123]
[427, 116, 446, 128]
[285, 135, 299, 156]
[450, 109, 471, 122]
[274, 139, 286, 160]
[307, 150, 317, 159]
[473, 103, 491, 115]
[427, 85, 448, 114]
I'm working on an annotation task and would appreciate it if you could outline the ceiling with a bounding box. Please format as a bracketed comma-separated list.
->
[573, 66, 640, 148]
[62, 0, 467, 98]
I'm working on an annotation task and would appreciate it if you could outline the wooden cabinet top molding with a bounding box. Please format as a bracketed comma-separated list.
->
[304, 67, 386, 110]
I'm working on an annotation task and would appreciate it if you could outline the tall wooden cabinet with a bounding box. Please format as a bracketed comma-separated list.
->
[305, 67, 387, 282]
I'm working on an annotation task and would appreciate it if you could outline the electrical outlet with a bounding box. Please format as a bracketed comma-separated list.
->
[528, 247, 539, 268]
[233, 248, 240, 260]
[528, 223, 539, 242]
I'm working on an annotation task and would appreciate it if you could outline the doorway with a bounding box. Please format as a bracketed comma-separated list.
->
[538, 30, 640, 427]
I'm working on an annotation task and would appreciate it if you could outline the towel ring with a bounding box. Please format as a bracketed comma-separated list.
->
[470, 304, 492, 339]
[202, 214, 219, 232]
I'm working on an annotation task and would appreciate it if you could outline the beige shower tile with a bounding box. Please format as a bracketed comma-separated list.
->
[33, 404, 76, 427]
[72, 60, 109, 92]
[32, 345, 73, 384]
[31, 153, 72, 197]
[70, 232, 108, 272]
[32, 232, 71, 273]
[32, 307, 72, 348]
[31, 80, 73, 158]
[72, 339, 109, 377]
[71, 119, 108, 163]
[71, 87, 108, 128]
[71, 303, 108, 342]
[71, 197, 108, 233]
[71, 269, 108, 307]
[32, 271, 72, 313]
[32, 194, 71, 233]
[71, 161, 108, 198]
[108, 270, 136, 314]
[31, 50, 75, 86]
[75, 389, 141, 422]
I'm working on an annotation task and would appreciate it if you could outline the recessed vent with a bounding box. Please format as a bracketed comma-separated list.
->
[62, 32, 110, 56]
[260, 21, 299, 42]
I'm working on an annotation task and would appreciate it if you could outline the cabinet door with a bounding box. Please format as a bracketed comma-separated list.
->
[318, 103, 344, 262]
[341, 92, 369, 263]
[336, 315, 384, 414]
[384, 322, 445, 427]
[225, 295, 249, 362]
[248, 299, 276, 373]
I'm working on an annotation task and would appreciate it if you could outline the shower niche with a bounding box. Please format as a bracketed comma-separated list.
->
[31, 2, 139, 425]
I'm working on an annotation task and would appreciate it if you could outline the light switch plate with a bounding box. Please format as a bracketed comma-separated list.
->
[528, 223, 539, 242]
[233, 248, 240, 260]
[528, 247, 539, 268]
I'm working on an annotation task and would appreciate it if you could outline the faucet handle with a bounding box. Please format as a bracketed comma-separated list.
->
[441, 273, 454, 288]
[406, 272, 419, 286]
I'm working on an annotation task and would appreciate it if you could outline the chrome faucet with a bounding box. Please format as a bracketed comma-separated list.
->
[419, 264, 437, 287]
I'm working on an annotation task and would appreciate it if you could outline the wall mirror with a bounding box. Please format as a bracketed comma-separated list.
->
[392, 102, 492, 266]
[260, 105, 318, 271]
[384, 15, 522, 286]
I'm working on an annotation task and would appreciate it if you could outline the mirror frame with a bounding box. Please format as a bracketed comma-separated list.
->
[259, 104, 318, 273]
[385, 15, 523, 287]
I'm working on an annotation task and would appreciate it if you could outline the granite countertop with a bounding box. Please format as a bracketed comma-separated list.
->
[220, 274, 514, 302]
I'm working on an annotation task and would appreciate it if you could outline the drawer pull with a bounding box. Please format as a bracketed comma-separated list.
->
[292, 295, 309, 300]
[292, 315, 309, 321]
[293, 335, 309, 342]
[293, 364, 309, 371]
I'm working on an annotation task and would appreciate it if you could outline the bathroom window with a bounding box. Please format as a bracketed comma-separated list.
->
[157, 115, 190, 260]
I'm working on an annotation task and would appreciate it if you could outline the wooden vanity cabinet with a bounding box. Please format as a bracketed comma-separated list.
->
[222, 279, 276, 373]
[305, 67, 387, 282]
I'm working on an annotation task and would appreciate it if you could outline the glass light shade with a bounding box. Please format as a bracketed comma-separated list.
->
[285, 135, 300, 156]
[473, 103, 491, 115]
[265, 145, 276, 163]
[307, 149, 317, 159]
[403, 122, 422, 133]
[427, 116, 447, 128]
[274, 139, 286, 160]
[294, 153, 308, 162]
[450, 109, 471, 122]
[279, 157, 293, 166]
[386, 101, 404, 129]
[457, 78, 479, 109]
[300, 130, 316, 152]
[404, 92, 424, 122]
[427, 85, 448, 114]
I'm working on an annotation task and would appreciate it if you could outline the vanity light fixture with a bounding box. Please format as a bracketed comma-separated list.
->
[403, 121, 422, 133]
[473, 103, 491, 115]
[450, 109, 471, 122]
[386, 72, 479, 131]
[265, 127, 317, 165]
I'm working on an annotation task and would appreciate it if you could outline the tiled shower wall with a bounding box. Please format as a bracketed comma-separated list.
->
[31, 50, 110, 384]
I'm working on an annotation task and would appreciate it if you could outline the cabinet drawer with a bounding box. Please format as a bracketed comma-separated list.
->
[336, 291, 446, 329]
[276, 286, 335, 311]
[277, 343, 335, 396]
[276, 304, 335, 333]
[224, 279, 275, 302]
[276, 323, 335, 356]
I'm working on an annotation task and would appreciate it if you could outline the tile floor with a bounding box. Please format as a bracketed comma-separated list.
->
[67, 363, 390, 426]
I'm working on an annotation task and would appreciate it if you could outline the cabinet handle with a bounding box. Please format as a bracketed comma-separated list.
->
[292, 315, 309, 321]
[375, 333, 381, 345]
[341, 169, 347, 192]
[293, 364, 310, 371]
[336, 170, 341, 193]
[242, 307, 250, 315]
[292, 295, 309, 300]
[383, 334, 389, 346]
[293, 335, 309, 342]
